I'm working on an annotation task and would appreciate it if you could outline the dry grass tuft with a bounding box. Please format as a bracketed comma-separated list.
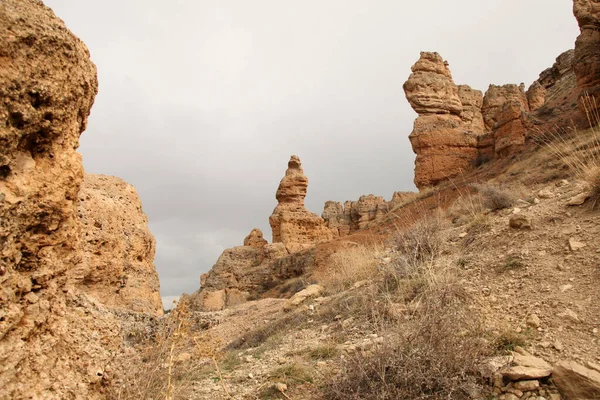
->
[472, 183, 515, 211]
[321, 242, 384, 293]
[322, 212, 492, 399]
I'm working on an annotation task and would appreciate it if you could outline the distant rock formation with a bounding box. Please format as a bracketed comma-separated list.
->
[76, 174, 163, 315]
[183, 228, 290, 311]
[269, 156, 333, 253]
[404, 47, 579, 189]
[322, 194, 390, 237]
[573, 0, 600, 114]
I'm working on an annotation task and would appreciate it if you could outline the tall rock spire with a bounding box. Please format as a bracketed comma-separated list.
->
[269, 156, 332, 253]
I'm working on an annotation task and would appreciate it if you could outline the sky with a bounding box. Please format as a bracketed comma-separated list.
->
[43, 0, 579, 308]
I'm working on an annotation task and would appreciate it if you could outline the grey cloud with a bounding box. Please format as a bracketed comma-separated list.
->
[44, 0, 579, 298]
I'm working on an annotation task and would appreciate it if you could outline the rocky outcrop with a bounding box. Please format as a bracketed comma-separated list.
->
[269, 156, 333, 253]
[0, 1, 113, 397]
[323, 195, 389, 237]
[76, 174, 163, 315]
[405, 46, 581, 188]
[573, 0, 600, 115]
[183, 228, 292, 311]
[404, 52, 486, 188]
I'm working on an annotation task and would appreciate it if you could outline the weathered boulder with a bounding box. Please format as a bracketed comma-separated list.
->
[76, 174, 163, 315]
[269, 156, 332, 252]
[403, 52, 463, 115]
[573, 0, 600, 115]
[553, 360, 600, 400]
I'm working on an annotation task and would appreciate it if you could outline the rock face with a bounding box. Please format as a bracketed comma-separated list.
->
[76, 174, 163, 315]
[574, 0, 600, 115]
[404, 46, 580, 188]
[269, 156, 333, 253]
[482, 84, 530, 156]
[0, 1, 114, 397]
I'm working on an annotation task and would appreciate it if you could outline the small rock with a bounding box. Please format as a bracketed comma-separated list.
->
[459, 232, 468, 238]
[504, 393, 519, 400]
[568, 192, 590, 206]
[248, 373, 254, 379]
[568, 238, 586, 251]
[509, 215, 533, 230]
[278, 357, 286, 365]
[538, 188, 554, 199]
[553, 341, 564, 351]
[559, 284, 573, 293]
[534, 198, 541, 204]
[513, 380, 540, 391]
[557, 308, 580, 323]
[274, 382, 287, 392]
[527, 314, 541, 328]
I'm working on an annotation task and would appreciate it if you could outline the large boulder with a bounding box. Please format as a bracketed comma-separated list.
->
[552, 360, 600, 400]
[76, 174, 163, 315]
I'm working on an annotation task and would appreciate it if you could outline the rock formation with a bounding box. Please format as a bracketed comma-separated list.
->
[269, 156, 333, 253]
[0, 0, 111, 397]
[76, 174, 163, 315]
[183, 228, 290, 311]
[322, 195, 390, 237]
[404, 52, 485, 188]
[404, 47, 580, 189]
[573, 0, 600, 115]
[0, 2, 164, 397]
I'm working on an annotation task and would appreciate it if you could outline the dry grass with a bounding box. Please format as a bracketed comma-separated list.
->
[321, 242, 384, 293]
[322, 213, 492, 399]
[540, 94, 600, 209]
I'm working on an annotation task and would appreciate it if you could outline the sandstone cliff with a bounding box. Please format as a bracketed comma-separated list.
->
[269, 156, 333, 253]
[76, 174, 163, 315]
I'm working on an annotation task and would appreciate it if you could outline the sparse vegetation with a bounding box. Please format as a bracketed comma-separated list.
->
[322, 243, 383, 292]
[497, 255, 525, 272]
[492, 330, 529, 353]
[472, 183, 515, 211]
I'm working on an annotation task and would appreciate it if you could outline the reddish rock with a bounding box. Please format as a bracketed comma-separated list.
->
[574, 0, 600, 116]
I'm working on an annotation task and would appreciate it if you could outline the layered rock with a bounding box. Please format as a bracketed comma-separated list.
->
[573, 0, 600, 115]
[76, 174, 163, 315]
[404, 52, 486, 188]
[482, 84, 530, 156]
[405, 45, 582, 188]
[269, 156, 333, 253]
[0, 1, 113, 397]
[323, 195, 390, 237]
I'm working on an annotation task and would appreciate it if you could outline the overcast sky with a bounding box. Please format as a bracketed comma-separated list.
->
[44, 0, 579, 307]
